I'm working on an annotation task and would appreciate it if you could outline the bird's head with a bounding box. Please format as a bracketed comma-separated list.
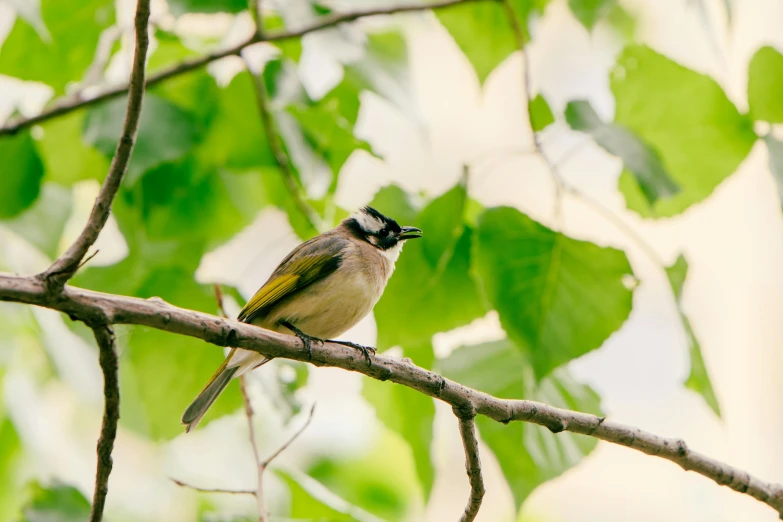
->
[344, 206, 422, 251]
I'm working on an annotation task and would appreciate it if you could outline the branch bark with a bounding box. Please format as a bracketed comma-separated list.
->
[454, 408, 484, 522]
[88, 324, 120, 522]
[41, 0, 152, 288]
[1, 272, 782, 517]
[0, 0, 483, 137]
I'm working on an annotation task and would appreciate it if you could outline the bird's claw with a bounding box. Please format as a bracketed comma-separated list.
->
[327, 340, 376, 367]
[280, 321, 322, 362]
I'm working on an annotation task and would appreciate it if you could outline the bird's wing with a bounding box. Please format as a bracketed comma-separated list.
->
[237, 236, 346, 324]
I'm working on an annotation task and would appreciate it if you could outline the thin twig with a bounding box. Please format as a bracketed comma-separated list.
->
[241, 55, 322, 232]
[500, 0, 565, 224]
[172, 479, 256, 495]
[213, 283, 266, 519]
[0, 0, 484, 137]
[262, 403, 316, 467]
[89, 325, 120, 522]
[240, 375, 266, 521]
[1, 273, 781, 517]
[40, 0, 152, 289]
[455, 411, 484, 522]
[171, 402, 316, 521]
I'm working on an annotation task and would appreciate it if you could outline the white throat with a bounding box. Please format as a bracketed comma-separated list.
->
[380, 241, 404, 265]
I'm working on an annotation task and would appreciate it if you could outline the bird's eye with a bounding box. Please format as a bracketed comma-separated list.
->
[380, 228, 390, 237]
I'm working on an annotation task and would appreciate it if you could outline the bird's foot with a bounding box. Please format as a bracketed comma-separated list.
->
[280, 321, 321, 362]
[327, 340, 376, 367]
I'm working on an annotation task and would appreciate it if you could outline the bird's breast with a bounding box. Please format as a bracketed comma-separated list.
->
[259, 258, 390, 340]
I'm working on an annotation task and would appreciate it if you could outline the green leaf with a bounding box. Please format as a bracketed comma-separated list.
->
[437, 0, 550, 83]
[19, 481, 90, 522]
[0, 131, 44, 218]
[276, 470, 361, 521]
[665, 255, 720, 415]
[748, 45, 783, 123]
[363, 377, 435, 498]
[288, 71, 376, 186]
[264, 15, 303, 62]
[83, 93, 205, 185]
[195, 71, 275, 170]
[765, 135, 783, 209]
[307, 431, 420, 521]
[529, 94, 554, 132]
[167, 0, 245, 16]
[568, 0, 615, 31]
[475, 207, 634, 379]
[369, 185, 418, 226]
[565, 99, 679, 204]
[0, 0, 114, 94]
[36, 111, 108, 185]
[438, 339, 602, 508]
[373, 183, 487, 362]
[436, 2, 513, 84]
[4, 183, 72, 258]
[612, 45, 756, 217]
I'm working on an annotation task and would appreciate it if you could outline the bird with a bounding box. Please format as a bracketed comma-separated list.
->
[181, 206, 422, 432]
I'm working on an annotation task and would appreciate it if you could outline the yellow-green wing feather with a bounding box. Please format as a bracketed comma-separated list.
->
[237, 239, 345, 324]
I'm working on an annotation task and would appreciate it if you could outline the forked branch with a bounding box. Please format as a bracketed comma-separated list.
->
[41, 0, 152, 289]
[1, 274, 782, 518]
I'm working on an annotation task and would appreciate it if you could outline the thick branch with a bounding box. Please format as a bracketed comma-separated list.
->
[455, 409, 484, 522]
[41, 0, 152, 287]
[1, 272, 782, 517]
[89, 324, 120, 522]
[0, 0, 482, 137]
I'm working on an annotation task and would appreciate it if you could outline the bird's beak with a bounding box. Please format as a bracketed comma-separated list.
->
[398, 226, 423, 240]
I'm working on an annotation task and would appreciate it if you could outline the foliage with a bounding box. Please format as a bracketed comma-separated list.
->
[612, 45, 756, 217]
[18, 482, 91, 522]
[439, 339, 602, 507]
[0, 0, 114, 94]
[475, 207, 634, 379]
[0, 0, 773, 519]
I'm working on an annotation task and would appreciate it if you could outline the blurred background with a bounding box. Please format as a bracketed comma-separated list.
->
[1, 0, 783, 520]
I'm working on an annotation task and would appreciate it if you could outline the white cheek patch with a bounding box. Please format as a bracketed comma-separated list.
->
[352, 211, 385, 234]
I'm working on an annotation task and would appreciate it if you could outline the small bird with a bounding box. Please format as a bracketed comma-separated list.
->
[182, 206, 422, 432]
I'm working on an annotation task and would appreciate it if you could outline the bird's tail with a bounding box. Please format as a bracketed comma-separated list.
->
[182, 357, 239, 433]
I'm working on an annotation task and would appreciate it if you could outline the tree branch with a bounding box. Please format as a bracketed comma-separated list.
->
[40, 0, 152, 289]
[0, 0, 483, 137]
[172, 479, 255, 495]
[89, 324, 120, 522]
[1, 272, 782, 517]
[454, 408, 484, 522]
